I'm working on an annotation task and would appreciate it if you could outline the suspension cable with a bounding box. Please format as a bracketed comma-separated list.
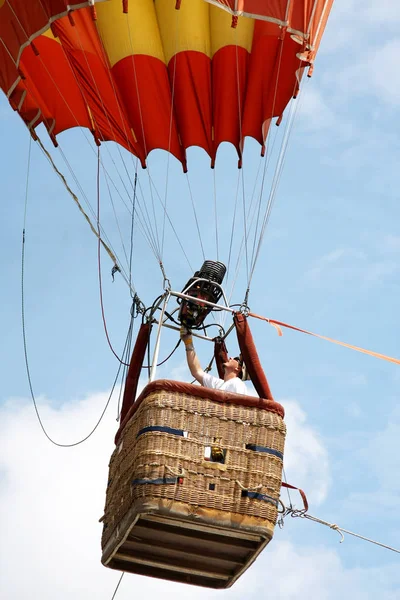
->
[129, 170, 138, 294]
[248, 86, 302, 286]
[102, 160, 131, 273]
[21, 148, 128, 446]
[242, 32, 288, 298]
[97, 147, 130, 365]
[35, 136, 120, 269]
[73, 21, 163, 273]
[146, 171, 194, 272]
[226, 168, 242, 291]
[27, 10, 164, 279]
[125, 14, 162, 257]
[284, 506, 400, 554]
[161, 7, 180, 262]
[234, 30, 249, 284]
[213, 168, 219, 261]
[185, 172, 206, 261]
[110, 573, 124, 600]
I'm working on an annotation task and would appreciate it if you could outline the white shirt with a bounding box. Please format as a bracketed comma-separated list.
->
[202, 373, 248, 395]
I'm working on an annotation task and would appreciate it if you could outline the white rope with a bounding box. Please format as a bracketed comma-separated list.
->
[235, 480, 262, 492]
[185, 173, 206, 261]
[234, 29, 250, 283]
[287, 508, 400, 554]
[165, 465, 186, 477]
[213, 168, 219, 261]
[249, 88, 301, 284]
[244, 32, 289, 293]
[56, 20, 164, 266]
[36, 136, 138, 293]
[126, 14, 162, 259]
[18, 18, 153, 280]
[161, 8, 180, 262]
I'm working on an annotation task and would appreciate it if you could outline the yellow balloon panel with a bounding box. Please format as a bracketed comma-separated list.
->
[155, 0, 211, 64]
[96, 0, 166, 67]
[42, 28, 61, 44]
[210, 5, 254, 57]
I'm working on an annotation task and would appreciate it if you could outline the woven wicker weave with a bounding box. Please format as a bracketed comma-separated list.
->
[102, 383, 286, 555]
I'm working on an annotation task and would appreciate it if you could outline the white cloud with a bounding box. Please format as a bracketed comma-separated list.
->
[368, 39, 400, 105]
[359, 406, 400, 492]
[364, 1, 400, 25]
[304, 1, 400, 166]
[297, 87, 336, 133]
[305, 246, 398, 287]
[0, 393, 116, 600]
[338, 405, 400, 536]
[283, 401, 331, 506]
[3, 391, 399, 600]
[322, 0, 400, 54]
[346, 401, 363, 419]
[306, 248, 365, 282]
[336, 39, 400, 107]
[382, 234, 400, 253]
[245, 541, 400, 600]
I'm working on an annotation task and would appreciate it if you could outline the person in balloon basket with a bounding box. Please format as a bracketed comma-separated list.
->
[180, 326, 248, 395]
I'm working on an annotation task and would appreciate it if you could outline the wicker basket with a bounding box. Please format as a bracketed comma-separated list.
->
[101, 380, 286, 588]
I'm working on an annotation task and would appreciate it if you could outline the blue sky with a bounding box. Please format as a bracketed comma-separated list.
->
[1, 1, 400, 598]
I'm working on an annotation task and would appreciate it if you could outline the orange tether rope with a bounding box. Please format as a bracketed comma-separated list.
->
[248, 312, 400, 366]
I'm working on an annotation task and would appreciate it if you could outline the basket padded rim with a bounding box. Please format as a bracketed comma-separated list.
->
[115, 379, 285, 444]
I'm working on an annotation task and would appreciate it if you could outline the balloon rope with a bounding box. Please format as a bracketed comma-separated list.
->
[36, 137, 118, 266]
[226, 168, 242, 293]
[242, 38, 301, 302]
[234, 30, 249, 283]
[96, 147, 131, 366]
[248, 82, 302, 287]
[213, 169, 219, 261]
[74, 22, 160, 276]
[129, 171, 138, 294]
[185, 173, 206, 261]
[60, 138, 159, 276]
[161, 7, 180, 263]
[123, 8, 193, 278]
[249, 311, 400, 366]
[110, 573, 124, 600]
[73, 18, 148, 248]
[25, 21, 147, 281]
[246, 38, 287, 292]
[73, 23, 132, 173]
[285, 508, 400, 554]
[94, 20, 153, 288]
[10, 0, 141, 221]
[53, 137, 166, 295]
[21, 137, 130, 446]
[15, 0, 172, 288]
[93, 19, 139, 162]
[101, 161, 131, 272]
[126, 14, 162, 257]
[223, 158, 263, 325]
[56, 21, 144, 233]
[144, 172, 194, 272]
[248, 54, 307, 291]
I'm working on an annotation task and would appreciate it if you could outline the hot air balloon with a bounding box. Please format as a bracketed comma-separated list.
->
[1, 0, 333, 168]
[0, 0, 334, 589]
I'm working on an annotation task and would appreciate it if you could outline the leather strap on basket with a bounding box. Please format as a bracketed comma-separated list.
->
[234, 312, 274, 400]
[281, 482, 309, 512]
[214, 337, 229, 379]
[119, 322, 151, 426]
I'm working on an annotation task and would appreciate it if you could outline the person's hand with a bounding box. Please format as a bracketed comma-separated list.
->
[180, 325, 190, 340]
[180, 325, 194, 350]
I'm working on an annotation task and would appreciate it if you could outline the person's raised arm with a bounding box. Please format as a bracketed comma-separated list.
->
[180, 326, 204, 384]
